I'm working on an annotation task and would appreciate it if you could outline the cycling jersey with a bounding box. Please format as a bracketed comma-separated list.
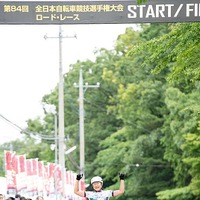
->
[84, 190, 114, 200]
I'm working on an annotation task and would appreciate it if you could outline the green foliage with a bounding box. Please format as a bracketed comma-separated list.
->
[129, 23, 200, 92]
[140, 23, 170, 41]
[0, 151, 5, 176]
[160, 87, 200, 192]
[182, 132, 200, 197]
[115, 27, 143, 55]
[93, 25, 174, 200]
[130, 23, 200, 199]
[136, 0, 148, 4]
[157, 186, 194, 200]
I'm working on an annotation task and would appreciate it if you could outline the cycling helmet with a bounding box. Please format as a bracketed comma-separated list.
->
[91, 176, 103, 184]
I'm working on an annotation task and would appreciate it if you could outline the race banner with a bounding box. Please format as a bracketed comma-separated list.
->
[38, 161, 44, 194]
[0, 0, 200, 24]
[66, 170, 77, 199]
[16, 154, 27, 191]
[5, 151, 17, 190]
[55, 164, 63, 194]
[48, 162, 55, 194]
[4, 151, 85, 199]
[43, 165, 50, 195]
[32, 158, 39, 193]
[26, 159, 35, 193]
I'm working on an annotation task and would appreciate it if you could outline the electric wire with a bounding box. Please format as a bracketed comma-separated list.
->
[0, 113, 56, 140]
[0, 113, 79, 170]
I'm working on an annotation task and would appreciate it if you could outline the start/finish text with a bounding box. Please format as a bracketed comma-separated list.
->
[127, 3, 200, 19]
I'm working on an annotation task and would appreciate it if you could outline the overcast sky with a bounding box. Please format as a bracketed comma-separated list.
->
[0, 24, 137, 145]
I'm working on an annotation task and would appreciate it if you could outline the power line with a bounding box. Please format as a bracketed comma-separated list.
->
[0, 113, 56, 140]
[0, 113, 24, 132]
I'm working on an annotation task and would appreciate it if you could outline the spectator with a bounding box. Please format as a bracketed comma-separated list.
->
[15, 195, 21, 200]
[8, 197, 14, 200]
[36, 196, 43, 200]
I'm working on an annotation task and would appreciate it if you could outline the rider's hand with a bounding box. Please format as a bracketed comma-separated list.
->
[76, 174, 83, 180]
[119, 173, 125, 180]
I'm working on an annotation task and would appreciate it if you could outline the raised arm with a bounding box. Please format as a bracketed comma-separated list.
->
[113, 173, 125, 197]
[74, 174, 85, 197]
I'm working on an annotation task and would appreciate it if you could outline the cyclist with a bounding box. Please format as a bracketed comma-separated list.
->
[74, 173, 125, 199]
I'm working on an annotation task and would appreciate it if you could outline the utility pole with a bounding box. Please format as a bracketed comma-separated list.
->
[54, 111, 58, 200]
[74, 67, 100, 177]
[44, 26, 76, 198]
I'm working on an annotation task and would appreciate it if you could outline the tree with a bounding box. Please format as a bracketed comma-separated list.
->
[94, 24, 174, 199]
[129, 22, 200, 199]
[129, 23, 200, 92]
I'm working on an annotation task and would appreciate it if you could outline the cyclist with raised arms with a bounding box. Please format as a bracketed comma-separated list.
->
[74, 173, 125, 199]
